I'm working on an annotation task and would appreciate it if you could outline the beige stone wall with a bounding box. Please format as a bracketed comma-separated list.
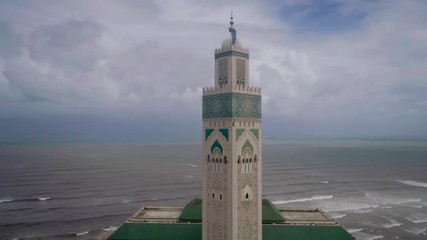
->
[203, 42, 261, 240]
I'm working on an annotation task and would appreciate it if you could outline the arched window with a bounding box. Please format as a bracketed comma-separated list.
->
[220, 194, 222, 200]
[212, 193, 215, 198]
[246, 193, 249, 199]
[224, 156, 227, 164]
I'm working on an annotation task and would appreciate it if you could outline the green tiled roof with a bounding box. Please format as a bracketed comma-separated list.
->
[109, 222, 355, 240]
[263, 224, 355, 240]
[178, 198, 202, 223]
[109, 222, 201, 240]
[108, 198, 355, 240]
[262, 199, 285, 223]
[177, 198, 285, 223]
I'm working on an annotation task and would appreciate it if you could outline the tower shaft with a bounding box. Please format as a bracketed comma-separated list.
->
[202, 17, 262, 240]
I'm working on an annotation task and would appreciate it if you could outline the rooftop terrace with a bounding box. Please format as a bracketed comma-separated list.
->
[104, 198, 355, 240]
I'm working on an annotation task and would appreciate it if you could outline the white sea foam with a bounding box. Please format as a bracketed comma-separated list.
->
[406, 216, 427, 223]
[347, 228, 364, 233]
[331, 213, 346, 219]
[121, 199, 131, 204]
[368, 236, 384, 240]
[383, 220, 402, 228]
[321, 181, 329, 184]
[352, 231, 384, 240]
[396, 180, 427, 188]
[272, 195, 333, 204]
[365, 192, 420, 205]
[405, 205, 423, 208]
[76, 231, 89, 236]
[353, 209, 373, 214]
[0, 198, 14, 203]
[102, 226, 118, 231]
[187, 164, 197, 168]
[405, 226, 427, 235]
[38, 197, 52, 201]
[324, 202, 378, 213]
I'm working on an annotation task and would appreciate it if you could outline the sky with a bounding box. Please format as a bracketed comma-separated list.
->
[0, 0, 426, 142]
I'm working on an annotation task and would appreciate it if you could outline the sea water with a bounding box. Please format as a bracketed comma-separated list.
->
[0, 140, 426, 240]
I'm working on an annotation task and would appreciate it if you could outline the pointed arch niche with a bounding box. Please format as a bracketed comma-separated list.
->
[236, 130, 259, 173]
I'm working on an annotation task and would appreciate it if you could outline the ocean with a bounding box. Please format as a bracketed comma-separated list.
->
[1, 140, 426, 240]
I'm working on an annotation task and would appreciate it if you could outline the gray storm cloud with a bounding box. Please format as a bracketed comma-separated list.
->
[0, 0, 426, 141]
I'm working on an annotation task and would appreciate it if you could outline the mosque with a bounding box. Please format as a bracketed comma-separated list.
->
[104, 16, 355, 240]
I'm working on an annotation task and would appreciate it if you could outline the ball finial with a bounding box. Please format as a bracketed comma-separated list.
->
[228, 11, 236, 44]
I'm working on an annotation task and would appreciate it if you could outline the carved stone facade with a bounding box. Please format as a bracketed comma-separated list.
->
[202, 18, 262, 240]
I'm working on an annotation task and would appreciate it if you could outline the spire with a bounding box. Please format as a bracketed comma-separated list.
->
[229, 11, 236, 45]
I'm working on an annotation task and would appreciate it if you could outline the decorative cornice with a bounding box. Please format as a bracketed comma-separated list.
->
[215, 50, 249, 59]
[203, 85, 261, 96]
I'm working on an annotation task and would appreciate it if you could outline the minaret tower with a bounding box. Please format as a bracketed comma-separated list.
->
[202, 14, 262, 240]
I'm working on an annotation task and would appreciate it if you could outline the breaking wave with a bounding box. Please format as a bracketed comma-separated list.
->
[324, 202, 378, 213]
[406, 226, 427, 235]
[186, 164, 197, 168]
[353, 209, 374, 214]
[331, 213, 346, 219]
[0, 197, 14, 203]
[352, 231, 384, 240]
[75, 231, 89, 236]
[382, 220, 402, 228]
[0, 197, 52, 203]
[272, 195, 333, 204]
[406, 215, 427, 223]
[396, 180, 427, 188]
[103, 226, 118, 231]
[347, 228, 364, 233]
[38, 197, 52, 201]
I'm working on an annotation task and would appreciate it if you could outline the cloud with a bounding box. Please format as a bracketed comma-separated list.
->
[0, 0, 426, 140]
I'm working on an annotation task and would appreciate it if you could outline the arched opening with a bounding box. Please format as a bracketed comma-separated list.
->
[246, 193, 249, 199]
[212, 193, 215, 198]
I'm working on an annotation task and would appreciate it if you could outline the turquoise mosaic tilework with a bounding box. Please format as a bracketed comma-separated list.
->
[203, 93, 261, 119]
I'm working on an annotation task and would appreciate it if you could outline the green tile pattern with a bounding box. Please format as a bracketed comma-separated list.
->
[210, 140, 223, 154]
[236, 129, 245, 141]
[219, 129, 229, 141]
[242, 140, 253, 154]
[203, 93, 261, 119]
[250, 129, 259, 140]
[205, 129, 214, 141]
